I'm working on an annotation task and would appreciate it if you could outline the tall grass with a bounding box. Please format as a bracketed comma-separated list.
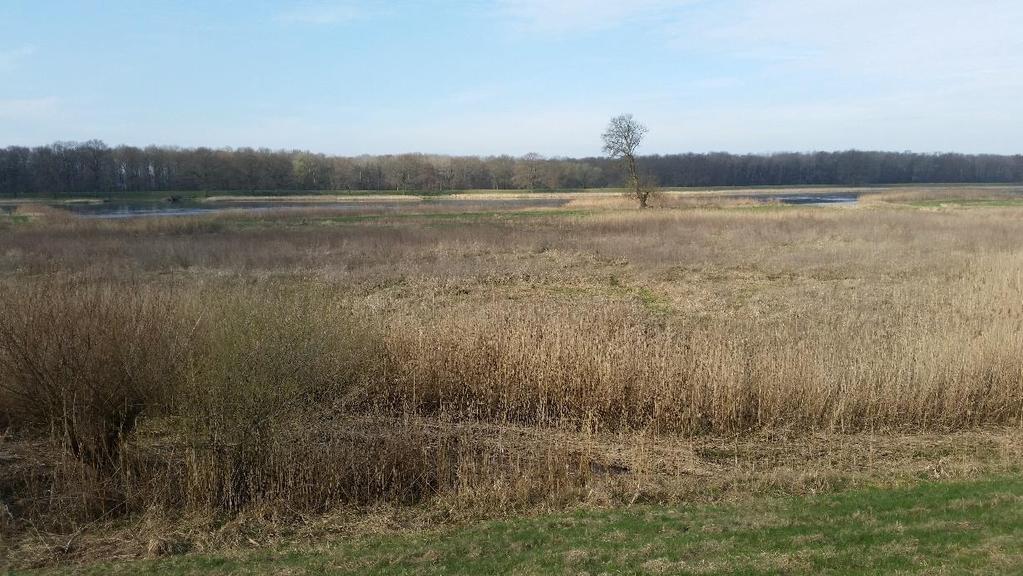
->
[0, 282, 586, 534]
[3, 195, 1023, 555]
[0, 281, 186, 465]
[380, 279, 1023, 433]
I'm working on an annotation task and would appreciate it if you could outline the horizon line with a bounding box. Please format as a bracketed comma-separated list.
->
[3, 141, 1022, 159]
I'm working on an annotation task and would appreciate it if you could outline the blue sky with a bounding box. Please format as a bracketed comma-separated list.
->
[2, 0, 1022, 156]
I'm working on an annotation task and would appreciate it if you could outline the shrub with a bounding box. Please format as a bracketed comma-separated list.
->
[0, 280, 188, 468]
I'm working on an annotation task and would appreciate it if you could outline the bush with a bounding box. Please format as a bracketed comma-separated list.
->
[0, 280, 189, 468]
[175, 286, 393, 511]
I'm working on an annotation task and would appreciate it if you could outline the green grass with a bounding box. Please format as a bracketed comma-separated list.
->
[0, 213, 30, 225]
[23, 476, 1023, 575]
[635, 286, 673, 315]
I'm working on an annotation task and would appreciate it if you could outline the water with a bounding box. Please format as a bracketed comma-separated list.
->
[57, 192, 858, 219]
[769, 193, 859, 205]
[64, 197, 571, 219]
[727, 192, 859, 205]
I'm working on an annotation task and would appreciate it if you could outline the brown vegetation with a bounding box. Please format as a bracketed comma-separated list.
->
[2, 187, 1023, 566]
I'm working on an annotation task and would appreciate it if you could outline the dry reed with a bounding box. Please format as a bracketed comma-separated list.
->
[3, 188, 1023, 564]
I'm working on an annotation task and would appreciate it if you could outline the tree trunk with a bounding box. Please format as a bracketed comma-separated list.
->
[626, 155, 645, 208]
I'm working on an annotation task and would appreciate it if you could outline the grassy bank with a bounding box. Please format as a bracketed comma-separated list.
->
[18, 475, 1023, 575]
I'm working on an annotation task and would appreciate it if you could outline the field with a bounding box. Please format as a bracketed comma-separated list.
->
[3, 186, 1023, 572]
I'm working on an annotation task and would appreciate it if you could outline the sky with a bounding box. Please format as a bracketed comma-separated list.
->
[1, 0, 1022, 156]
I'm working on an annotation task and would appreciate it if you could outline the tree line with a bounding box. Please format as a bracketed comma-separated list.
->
[1, 141, 1021, 197]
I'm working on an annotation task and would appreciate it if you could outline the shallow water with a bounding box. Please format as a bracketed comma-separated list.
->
[64, 197, 571, 219]
[740, 192, 859, 206]
[767, 193, 859, 205]
[59, 192, 858, 219]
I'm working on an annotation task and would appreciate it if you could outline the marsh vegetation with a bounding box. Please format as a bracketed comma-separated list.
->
[3, 186, 1023, 568]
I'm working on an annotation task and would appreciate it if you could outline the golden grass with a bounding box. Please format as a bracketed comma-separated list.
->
[3, 186, 1023, 566]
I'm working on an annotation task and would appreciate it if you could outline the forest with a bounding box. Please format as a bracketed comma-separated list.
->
[1, 141, 1022, 196]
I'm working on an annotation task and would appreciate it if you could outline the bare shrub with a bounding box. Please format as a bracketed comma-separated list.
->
[0, 281, 188, 468]
[173, 286, 394, 512]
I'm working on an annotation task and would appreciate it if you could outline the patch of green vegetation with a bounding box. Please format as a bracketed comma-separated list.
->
[549, 277, 675, 314]
[1, 213, 30, 225]
[27, 475, 1023, 575]
[635, 286, 673, 315]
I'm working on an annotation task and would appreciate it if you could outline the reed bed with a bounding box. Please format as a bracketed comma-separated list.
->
[3, 191, 1023, 564]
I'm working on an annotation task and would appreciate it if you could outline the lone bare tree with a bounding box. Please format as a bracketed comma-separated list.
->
[602, 114, 650, 208]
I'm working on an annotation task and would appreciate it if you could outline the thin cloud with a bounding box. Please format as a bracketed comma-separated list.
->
[276, 2, 361, 25]
[0, 97, 59, 118]
[0, 45, 36, 71]
[671, 0, 1023, 80]
[497, 0, 694, 34]
[654, 0, 1023, 150]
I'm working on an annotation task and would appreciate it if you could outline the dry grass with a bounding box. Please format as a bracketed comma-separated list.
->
[859, 185, 1023, 204]
[2, 186, 1023, 567]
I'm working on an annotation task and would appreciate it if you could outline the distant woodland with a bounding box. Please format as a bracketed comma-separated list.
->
[1, 141, 1021, 196]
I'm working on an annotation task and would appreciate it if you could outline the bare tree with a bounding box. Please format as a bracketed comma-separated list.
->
[602, 114, 651, 208]
[512, 152, 545, 190]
